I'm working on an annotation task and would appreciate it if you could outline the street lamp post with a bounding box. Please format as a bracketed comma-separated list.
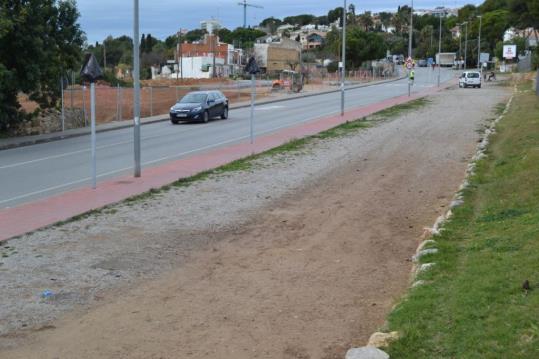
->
[477, 15, 482, 71]
[408, 0, 413, 58]
[458, 23, 462, 64]
[341, 0, 347, 117]
[133, 0, 141, 178]
[464, 21, 468, 70]
[437, 14, 442, 87]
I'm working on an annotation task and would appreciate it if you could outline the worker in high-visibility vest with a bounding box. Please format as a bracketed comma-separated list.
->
[409, 69, 415, 85]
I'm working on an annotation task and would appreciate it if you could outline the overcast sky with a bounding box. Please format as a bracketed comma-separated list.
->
[78, 0, 483, 44]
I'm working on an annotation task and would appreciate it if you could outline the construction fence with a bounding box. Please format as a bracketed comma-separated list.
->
[61, 68, 398, 127]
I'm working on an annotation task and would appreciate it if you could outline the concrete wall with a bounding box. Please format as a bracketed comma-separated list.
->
[254, 39, 301, 74]
[267, 47, 301, 73]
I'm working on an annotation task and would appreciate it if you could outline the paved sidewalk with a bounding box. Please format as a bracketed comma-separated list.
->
[0, 77, 403, 150]
[0, 79, 456, 242]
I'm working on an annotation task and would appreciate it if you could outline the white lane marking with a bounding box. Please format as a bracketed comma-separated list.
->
[0, 166, 131, 205]
[0, 110, 341, 206]
[256, 105, 286, 111]
[0, 124, 207, 170]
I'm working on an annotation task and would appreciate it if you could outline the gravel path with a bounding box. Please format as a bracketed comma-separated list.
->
[0, 83, 509, 358]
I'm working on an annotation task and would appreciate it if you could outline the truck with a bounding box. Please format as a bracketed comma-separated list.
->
[436, 52, 456, 67]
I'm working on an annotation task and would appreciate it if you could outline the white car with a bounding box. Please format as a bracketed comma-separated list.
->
[459, 71, 482, 88]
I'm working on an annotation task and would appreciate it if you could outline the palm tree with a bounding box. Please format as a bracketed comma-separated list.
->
[358, 11, 374, 32]
[379, 12, 393, 32]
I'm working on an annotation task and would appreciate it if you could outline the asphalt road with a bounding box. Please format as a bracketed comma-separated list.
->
[0, 68, 454, 208]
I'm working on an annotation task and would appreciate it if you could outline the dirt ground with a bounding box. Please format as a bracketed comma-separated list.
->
[1, 84, 509, 358]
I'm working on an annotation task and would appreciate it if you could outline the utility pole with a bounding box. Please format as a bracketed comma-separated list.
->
[408, 0, 414, 59]
[438, 14, 442, 87]
[210, 25, 217, 78]
[176, 31, 180, 81]
[133, 0, 141, 178]
[341, 0, 347, 117]
[477, 15, 482, 71]
[430, 25, 433, 54]
[103, 41, 107, 70]
[464, 21, 468, 70]
[176, 29, 185, 82]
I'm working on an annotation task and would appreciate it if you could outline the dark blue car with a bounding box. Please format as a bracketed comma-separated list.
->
[170, 91, 229, 124]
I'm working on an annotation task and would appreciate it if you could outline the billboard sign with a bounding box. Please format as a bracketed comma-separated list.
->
[503, 45, 517, 59]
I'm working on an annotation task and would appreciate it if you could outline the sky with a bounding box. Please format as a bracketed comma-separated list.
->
[78, 0, 483, 44]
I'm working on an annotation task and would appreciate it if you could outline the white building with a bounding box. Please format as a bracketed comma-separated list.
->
[200, 19, 221, 33]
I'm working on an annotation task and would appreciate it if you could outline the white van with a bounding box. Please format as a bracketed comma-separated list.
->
[459, 71, 482, 88]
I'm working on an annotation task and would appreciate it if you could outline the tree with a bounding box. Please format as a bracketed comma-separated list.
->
[345, 28, 387, 67]
[348, 4, 356, 25]
[217, 28, 233, 43]
[328, 7, 344, 27]
[481, 10, 510, 51]
[325, 26, 387, 68]
[316, 16, 329, 26]
[379, 12, 393, 32]
[0, 0, 85, 131]
[358, 11, 374, 32]
[283, 14, 316, 27]
[225, 27, 266, 48]
[458, 4, 478, 23]
[144, 34, 158, 53]
[140, 34, 146, 53]
[184, 29, 207, 43]
[260, 17, 283, 34]
[508, 0, 539, 31]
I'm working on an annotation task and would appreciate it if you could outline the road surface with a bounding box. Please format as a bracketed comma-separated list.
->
[0, 68, 453, 208]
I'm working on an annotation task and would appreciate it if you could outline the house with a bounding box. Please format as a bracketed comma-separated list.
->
[254, 36, 302, 74]
[450, 26, 461, 39]
[276, 24, 295, 36]
[504, 27, 539, 47]
[289, 29, 327, 50]
[154, 34, 241, 79]
[179, 34, 233, 64]
[305, 33, 325, 49]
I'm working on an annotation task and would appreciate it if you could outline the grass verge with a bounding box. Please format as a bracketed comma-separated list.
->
[386, 80, 539, 358]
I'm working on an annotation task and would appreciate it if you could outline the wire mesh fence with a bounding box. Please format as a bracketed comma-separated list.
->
[61, 68, 398, 128]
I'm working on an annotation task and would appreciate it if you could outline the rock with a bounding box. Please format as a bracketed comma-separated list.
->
[367, 331, 400, 348]
[345, 346, 390, 359]
[416, 239, 436, 252]
[412, 280, 426, 287]
[450, 198, 464, 208]
[412, 248, 438, 262]
[418, 263, 435, 273]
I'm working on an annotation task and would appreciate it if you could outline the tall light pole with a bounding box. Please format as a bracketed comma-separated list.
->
[477, 15, 482, 71]
[341, 0, 347, 117]
[464, 21, 468, 70]
[133, 0, 141, 177]
[437, 14, 442, 87]
[408, 0, 414, 59]
[458, 23, 462, 65]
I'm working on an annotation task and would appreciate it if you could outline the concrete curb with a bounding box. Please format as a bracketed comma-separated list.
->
[0, 76, 405, 151]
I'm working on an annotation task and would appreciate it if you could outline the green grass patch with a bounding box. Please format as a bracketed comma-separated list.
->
[371, 97, 430, 120]
[387, 81, 539, 358]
